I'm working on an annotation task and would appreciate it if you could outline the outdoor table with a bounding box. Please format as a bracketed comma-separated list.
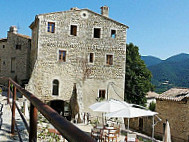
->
[105, 126, 115, 130]
[96, 125, 104, 129]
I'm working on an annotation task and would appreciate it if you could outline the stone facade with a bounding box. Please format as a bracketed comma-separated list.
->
[155, 89, 189, 142]
[0, 26, 31, 85]
[26, 7, 128, 115]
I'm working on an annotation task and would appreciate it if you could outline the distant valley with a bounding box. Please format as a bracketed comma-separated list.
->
[141, 53, 189, 93]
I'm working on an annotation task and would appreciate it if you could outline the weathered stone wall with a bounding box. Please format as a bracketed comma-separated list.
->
[124, 116, 153, 136]
[0, 30, 31, 85]
[29, 25, 38, 77]
[0, 40, 7, 83]
[27, 8, 127, 115]
[155, 100, 189, 142]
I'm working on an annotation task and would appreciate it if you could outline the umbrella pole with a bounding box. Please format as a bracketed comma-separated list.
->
[152, 116, 154, 142]
[102, 113, 103, 125]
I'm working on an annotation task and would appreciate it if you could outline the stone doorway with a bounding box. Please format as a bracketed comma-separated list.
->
[48, 100, 71, 121]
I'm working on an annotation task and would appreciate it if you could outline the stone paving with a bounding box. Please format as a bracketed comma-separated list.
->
[0, 94, 28, 142]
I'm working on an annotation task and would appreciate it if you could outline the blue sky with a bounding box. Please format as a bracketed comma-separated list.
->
[0, 0, 189, 59]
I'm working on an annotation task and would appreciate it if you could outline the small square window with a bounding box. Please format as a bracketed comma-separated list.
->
[111, 30, 116, 38]
[99, 90, 106, 99]
[59, 50, 66, 62]
[89, 53, 94, 63]
[94, 28, 101, 38]
[3, 45, 5, 48]
[48, 22, 55, 33]
[71, 25, 77, 36]
[16, 44, 21, 50]
[106, 55, 113, 65]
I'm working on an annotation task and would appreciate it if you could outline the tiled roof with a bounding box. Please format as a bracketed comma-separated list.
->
[0, 38, 7, 42]
[146, 91, 159, 99]
[157, 88, 189, 101]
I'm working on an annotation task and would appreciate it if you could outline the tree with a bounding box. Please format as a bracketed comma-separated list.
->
[149, 101, 156, 111]
[125, 43, 154, 106]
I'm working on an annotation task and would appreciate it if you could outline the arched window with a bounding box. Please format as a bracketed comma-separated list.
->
[52, 79, 59, 96]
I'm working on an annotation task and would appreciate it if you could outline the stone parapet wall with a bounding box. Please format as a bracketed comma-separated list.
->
[155, 100, 189, 142]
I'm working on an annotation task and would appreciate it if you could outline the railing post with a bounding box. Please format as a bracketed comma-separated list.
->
[29, 103, 38, 142]
[7, 80, 10, 104]
[11, 86, 16, 134]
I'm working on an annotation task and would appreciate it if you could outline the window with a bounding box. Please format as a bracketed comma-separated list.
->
[59, 50, 66, 62]
[16, 44, 21, 50]
[70, 25, 77, 36]
[3, 45, 5, 48]
[106, 55, 113, 65]
[89, 53, 94, 63]
[111, 30, 116, 38]
[48, 22, 55, 33]
[99, 90, 106, 99]
[11, 57, 16, 73]
[94, 28, 101, 38]
[52, 79, 59, 96]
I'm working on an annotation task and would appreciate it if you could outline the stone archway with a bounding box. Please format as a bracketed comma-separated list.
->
[48, 100, 71, 121]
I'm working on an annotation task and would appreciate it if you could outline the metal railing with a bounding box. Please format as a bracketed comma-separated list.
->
[0, 77, 95, 142]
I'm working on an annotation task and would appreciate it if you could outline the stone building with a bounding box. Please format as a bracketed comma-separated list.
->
[0, 26, 31, 85]
[26, 6, 128, 119]
[146, 91, 159, 107]
[126, 88, 189, 142]
[155, 88, 189, 142]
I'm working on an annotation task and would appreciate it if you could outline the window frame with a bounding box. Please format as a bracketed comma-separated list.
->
[70, 25, 77, 36]
[52, 79, 59, 96]
[98, 89, 106, 99]
[111, 29, 116, 39]
[47, 22, 55, 33]
[11, 57, 16, 73]
[93, 28, 101, 38]
[58, 50, 67, 62]
[89, 52, 94, 63]
[16, 44, 21, 50]
[106, 54, 113, 65]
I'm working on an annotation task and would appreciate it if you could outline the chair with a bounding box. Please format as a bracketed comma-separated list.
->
[113, 124, 120, 136]
[104, 129, 118, 142]
[91, 128, 104, 141]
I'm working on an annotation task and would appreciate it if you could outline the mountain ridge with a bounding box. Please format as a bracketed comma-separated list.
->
[141, 53, 189, 93]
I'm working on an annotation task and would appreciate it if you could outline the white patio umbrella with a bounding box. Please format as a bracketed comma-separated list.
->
[163, 120, 171, 142]
[89, 99, 131, 113]
[105, 107, 158, 118]
[89, 99, 132, 124]
[105, 106, 158, 135]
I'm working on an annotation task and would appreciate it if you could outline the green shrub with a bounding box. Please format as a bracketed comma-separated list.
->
[149, 101, 156, 111]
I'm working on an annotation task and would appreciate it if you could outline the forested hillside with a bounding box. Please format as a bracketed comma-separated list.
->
[141, 53, 189, 93]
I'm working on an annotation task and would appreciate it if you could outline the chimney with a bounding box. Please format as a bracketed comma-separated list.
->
[70, 7, 80, 11]
[9, 26, 18, 34]
[101, 6, 109, 17]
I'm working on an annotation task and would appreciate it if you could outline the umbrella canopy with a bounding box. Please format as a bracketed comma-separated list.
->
[105, 107, 158, 118]
[89, 99, 131, 113]
[164, 120, 171, 142]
